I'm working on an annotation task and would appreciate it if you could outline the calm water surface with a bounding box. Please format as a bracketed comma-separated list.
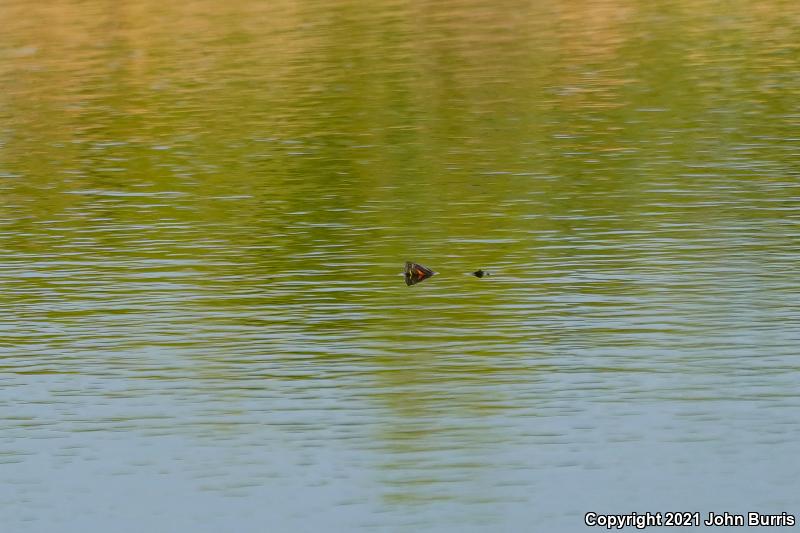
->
[1, 0, 799, 531]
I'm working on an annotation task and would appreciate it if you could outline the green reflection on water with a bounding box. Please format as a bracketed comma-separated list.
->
[1, 0, 798, 528]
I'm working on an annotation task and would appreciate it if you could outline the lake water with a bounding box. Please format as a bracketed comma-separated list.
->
[1, 1, 799, 531]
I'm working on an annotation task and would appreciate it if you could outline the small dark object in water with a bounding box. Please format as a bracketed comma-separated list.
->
[472, 269, 490, 278]
[404, 261, 435, 286]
